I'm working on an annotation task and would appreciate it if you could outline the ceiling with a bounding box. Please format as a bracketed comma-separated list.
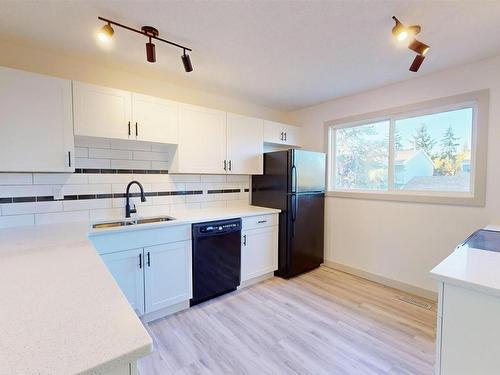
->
[1, 1, 500, 111]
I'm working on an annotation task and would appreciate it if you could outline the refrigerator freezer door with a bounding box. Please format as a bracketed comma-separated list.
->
[291, 150, 326, 193]
[287, 193, 325, 277]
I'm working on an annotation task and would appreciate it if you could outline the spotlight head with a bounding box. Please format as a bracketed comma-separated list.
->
[392, 16, 408, 41]
[182, 51, 193, 72]
[409, 54, 425, 72]
[409, 39, 430, 56]
[98, 23, 114, 43]
[146, 39, 156, 63]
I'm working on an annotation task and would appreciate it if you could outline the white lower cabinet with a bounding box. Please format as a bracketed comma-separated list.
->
[241, 215, 278, 282]
[95, 225, 192, 318]
[102, 248, 145, 316]
[144, 242, 192, 313]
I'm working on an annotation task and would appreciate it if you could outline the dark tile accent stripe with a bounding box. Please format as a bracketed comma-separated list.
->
[0, 190, 206, 204]
[13, 197, 36, 203]
[207, 189, 241, 194]
[74, 168, 168, 175]
[244, 188, 250, 192]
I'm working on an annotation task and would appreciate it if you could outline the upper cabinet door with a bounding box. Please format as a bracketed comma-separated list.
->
[177, 104, 227, 174]
[73, 81, 132, 140]
[263, 120, 301, 147]
[226, 113, 264, 175]
[0, 67, 74, 172]
[132, 93, 179, 144]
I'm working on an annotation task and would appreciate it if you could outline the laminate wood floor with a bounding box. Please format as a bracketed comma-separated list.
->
[138, 266, 436, 375]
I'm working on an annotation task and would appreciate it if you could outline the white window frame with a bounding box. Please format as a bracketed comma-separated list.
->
[325, 90, 489, 206]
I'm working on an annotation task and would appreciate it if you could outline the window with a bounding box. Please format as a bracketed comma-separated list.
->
[327, 91, 488, 205]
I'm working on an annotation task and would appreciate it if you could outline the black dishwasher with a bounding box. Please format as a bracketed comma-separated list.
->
[191, 218, 241, 306]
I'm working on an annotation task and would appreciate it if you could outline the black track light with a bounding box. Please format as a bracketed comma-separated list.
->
[409, 39, 430, 56]
[146, 38, 156, 63]
[97, 17, 193, 71]
[182, 50, 193, 72]
[409, 55, 425, 72]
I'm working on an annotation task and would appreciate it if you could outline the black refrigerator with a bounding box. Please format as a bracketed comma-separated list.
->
[252, 149, 326, 278]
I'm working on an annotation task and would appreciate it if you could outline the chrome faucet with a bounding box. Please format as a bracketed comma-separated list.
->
[125, 180, 146, 218]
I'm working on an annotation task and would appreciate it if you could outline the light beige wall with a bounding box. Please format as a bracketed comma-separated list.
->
[0, 38, 287, 122]
[289, 55, 500, 293]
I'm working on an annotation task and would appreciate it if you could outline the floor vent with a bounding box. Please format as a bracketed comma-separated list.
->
[397, 295, 433, 310]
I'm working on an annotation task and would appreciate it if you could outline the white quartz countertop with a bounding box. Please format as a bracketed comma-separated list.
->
[0, 205, 280, 375]
[88, 205, 281, 236]
[430, 225, 500, 297]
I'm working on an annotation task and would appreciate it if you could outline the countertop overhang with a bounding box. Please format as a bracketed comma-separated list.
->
[430, 225, 500, 297]
[0, 205, 280, 375]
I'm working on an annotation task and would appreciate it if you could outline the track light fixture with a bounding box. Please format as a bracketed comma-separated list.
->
[97, 23, 114, 43]
[181, 49, 193, 73]
[391, 16, 430, 73]
[97, 17, 193, 72]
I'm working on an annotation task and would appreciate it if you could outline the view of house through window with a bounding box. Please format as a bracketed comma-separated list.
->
[332, 106, 474, 194]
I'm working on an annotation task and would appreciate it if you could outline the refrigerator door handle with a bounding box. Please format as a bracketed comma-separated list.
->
[291, 164, 298, 193]
[291, 194, 297, 238]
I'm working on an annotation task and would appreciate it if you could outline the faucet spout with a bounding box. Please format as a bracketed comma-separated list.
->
[125, 180, 146, 218]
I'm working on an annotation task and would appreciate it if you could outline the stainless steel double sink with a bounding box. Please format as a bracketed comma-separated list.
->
[92, 216, 175, 229]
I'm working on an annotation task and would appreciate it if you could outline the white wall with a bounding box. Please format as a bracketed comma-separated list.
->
[289, 55, 500, 293]
[0, 38, 287, 122]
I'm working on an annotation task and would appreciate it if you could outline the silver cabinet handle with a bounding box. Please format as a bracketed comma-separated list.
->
[224, 160, 227, 171]
[229, 160, 232, 171]
[257, 220, 267, 224]
[68, 151, 71, 167]
[128, 121, 131, 136]
[135, 122, 138, 137]
[284, 132, 287, 141]
[139, 253, 142, 269]
[243, 234, 247, 246]
[280, 132, 283, 141]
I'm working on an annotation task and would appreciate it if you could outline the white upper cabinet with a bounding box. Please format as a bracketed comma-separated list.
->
[0, 67, 74, 172]
[176, 104, 227, 174]
[73, 82, 132, 140]
[264, 120, 301, 147]
[226, 113, 264, 175]
[132, 93, 178, 144]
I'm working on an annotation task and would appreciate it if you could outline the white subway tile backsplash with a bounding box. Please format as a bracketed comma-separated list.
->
[1, 201, 63, 216]
[63, 199, 113, 212]
[201, 175, 227, 183]
[74, 147, 89, 158]
[75, 158, 111, 169]
[111, 159, 151, 170]
[0, 173, 32, 185]
[75, 136, 111, 149]
[1, 139, 251, 228]
[33, 173, 88, 185]
[35, 211, 89, 225]
[0, 214, 35, 228]
[89, 148, 134, 160]
[0, 185, 53, 198]
[133, 151, 169, 161]
[110, 139, 152, 151]
[151, 161, 170, 170]
[62, 184, 112, 196]
[87, 173, 134, 184]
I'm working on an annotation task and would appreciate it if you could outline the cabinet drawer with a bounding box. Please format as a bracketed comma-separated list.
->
[90, 224, 191, 255]
[242, 214, 278, 230]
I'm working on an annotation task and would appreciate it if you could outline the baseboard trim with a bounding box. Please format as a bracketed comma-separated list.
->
[141, 300, 190, 323]
[323, 260, 438, 301]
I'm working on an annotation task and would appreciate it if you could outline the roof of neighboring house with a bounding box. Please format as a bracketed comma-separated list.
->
[395, 149, 435, 167]
[401, 172, 470, 192]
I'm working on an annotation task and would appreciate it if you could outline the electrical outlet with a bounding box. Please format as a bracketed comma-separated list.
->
[52, 186, 64, 200]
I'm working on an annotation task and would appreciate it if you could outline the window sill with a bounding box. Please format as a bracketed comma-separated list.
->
[326, 190, 484, 206]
